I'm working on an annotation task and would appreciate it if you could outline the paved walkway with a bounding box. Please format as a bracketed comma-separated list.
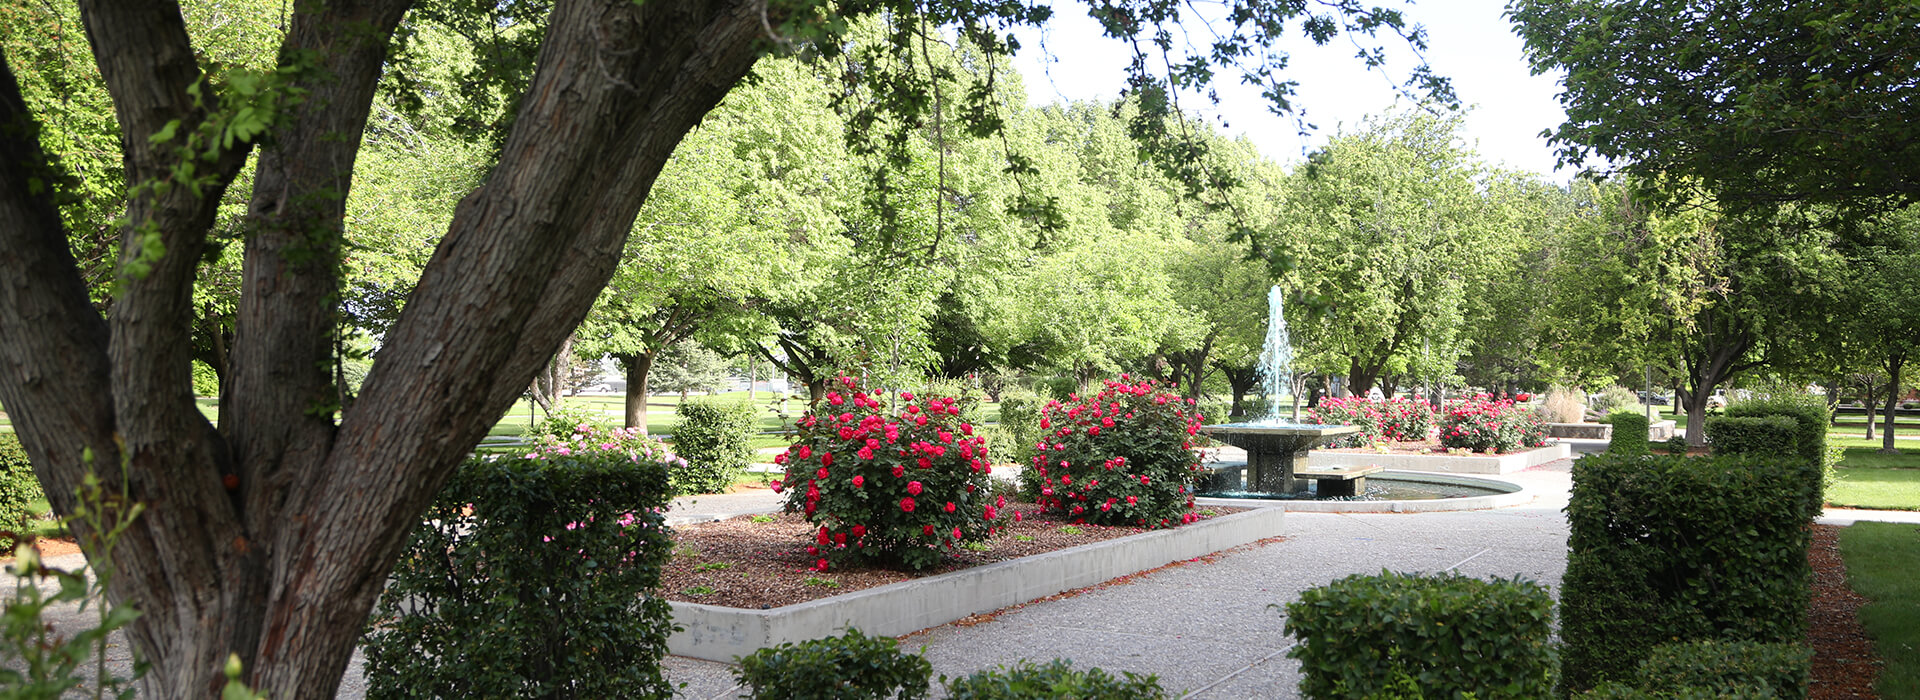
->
[8, 446, 1916, 698]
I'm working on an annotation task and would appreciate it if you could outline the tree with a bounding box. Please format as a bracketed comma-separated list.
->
[0, 1, 1449, 695]
[650, 340, 732, 401]
[1849, 213, 1920, 452]
[1509, 0, 1920, 217]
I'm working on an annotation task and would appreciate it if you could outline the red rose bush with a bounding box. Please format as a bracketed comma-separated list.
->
[1029, 378, 1205, 529]
[774, 377, 1002, 571]
[1438, 394, 1548, 454]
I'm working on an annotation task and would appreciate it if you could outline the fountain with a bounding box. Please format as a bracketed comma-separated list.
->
[1199, 286, 1362, 496]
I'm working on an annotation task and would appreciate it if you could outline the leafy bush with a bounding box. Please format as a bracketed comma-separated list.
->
[997, 391, 1045, 467]
[943, 659, 1167, 699]
[1706, 416, 1798, 458]
[1724, 393, 1832, 515]
[1438, 395, 1548, 454]
[1032, 376, 1077, 402]
[1632, 640, 1811, 699]
[1592, 385, 1640, 416]
[673, 398, 757, 494]
[1558, 452, 1817, 694]
[0, 434, 45, 550]
[190, 359, 221, 397]
[363, 452, 678, 699]
[1580, 682, 1776, 699]
[1306, 396, 1435, 446]
[1030, 378, 1204, 528]
[1543, 385, 1587, 423]
[1664, 436, 1690, 455]
[533, 403, 608, 440]
[775, 376, 1000, 571]
[1284, 570, 1557, 699]
[1608, 411, 1650, 454]
[735, 628, 931, 700]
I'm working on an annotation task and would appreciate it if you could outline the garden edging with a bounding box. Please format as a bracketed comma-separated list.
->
[1308, 442, 1571, 474]
[664, 507, 1287, 662]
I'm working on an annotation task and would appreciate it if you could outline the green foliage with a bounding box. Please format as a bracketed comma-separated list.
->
[943, 659, 1167, 699]
[1592, 386, 1640, 416]
[1839, 522, 1920, 698]
[1724, 393, 1833, 513]
[672, 398, 757, 495]
[362, 454, 677, 699]
[735, 628, 931, 700]
[1664, 436, 1691, 455]
[532, 403, 608, 441]
[0, 435, 46, 551]
[1284, 570, 1557, 700]
[1559, 453, 1817, 694]
[1608, 412, 1650, 455]
[776, 377, 1000, 571]
[190, 360, 220, 397]
[1307, 397, 1435, 446]
[1031, 378, 1204, 528]
[997, 391, 1043, 465]
[1438, 396, 1548, 454]
[1032, 377, 1077, 402]
[1706, 416, 1798, 459]
[1631, 640, 1810, 699]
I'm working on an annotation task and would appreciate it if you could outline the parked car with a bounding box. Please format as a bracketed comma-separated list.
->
[1636, 391, 1671, 406]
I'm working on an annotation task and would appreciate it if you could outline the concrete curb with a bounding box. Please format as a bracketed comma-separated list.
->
[1195, 471, 1529, 513]
[1309, 442, 1572, 474]
[664, 507, 1287, 662]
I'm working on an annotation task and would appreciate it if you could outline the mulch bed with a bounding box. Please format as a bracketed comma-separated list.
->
[659, 503, 1245, 609]
[1809, 523, 1881, 699]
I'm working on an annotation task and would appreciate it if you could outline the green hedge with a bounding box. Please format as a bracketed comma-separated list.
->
[736, 628, 931, 700]
[673, 398, 757, 494]
[1706, 416, 1799, 459]
[0, 434, 46, 550]
[1285, 570, 1557, 699]
[944, 659, 1167, 699]
[1607, 412, 1650, 454]
[1559, 453, 1816, 694]
[363, 453, 677, 698]
[999, 392, 1045, 498]
[1634, 640, 1811, 699]
[1723, 396, 1832, 514]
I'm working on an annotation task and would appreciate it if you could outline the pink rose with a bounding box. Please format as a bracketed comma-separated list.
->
[852, 475, 865, 487]
[907, 481, 923, 495]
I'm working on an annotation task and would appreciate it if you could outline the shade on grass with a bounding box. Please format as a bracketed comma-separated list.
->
[1839, 522, 1920, 699]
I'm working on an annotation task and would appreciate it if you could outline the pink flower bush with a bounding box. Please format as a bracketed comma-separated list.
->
[1029, 377, 1204, 529]
[1306, 396, 1437, 446]
[1438, 394, 1549, 454]
[775, 376, 1003, 570]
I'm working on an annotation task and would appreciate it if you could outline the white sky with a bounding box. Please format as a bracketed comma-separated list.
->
[1009, 0, 1572, 179]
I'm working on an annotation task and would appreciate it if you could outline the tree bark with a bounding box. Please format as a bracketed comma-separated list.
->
[1884, 354, 1905, 454]
[0, 0, 773, 696]
[1215, 363, 1258, 419]
[621, 352, 658, 433]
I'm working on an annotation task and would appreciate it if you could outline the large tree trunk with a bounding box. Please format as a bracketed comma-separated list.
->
[0, 0, 770, 696]
[1216, 363, 1257, 419]
[621, 352, 657, 433]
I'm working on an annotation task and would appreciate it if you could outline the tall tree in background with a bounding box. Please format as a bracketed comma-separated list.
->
[0, 0, 1450, 694]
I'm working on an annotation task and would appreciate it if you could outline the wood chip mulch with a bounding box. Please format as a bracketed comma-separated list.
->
[658, 503, 1245, 609]
[1810, 523, 1882, 699]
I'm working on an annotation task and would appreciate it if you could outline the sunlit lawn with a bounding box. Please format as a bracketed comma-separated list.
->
[1840, 522, 1920, 699]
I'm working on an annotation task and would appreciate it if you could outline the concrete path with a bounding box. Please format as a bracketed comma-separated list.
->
[8, 448, 1916, 698]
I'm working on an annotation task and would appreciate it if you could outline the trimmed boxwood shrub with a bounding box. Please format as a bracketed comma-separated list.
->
[1663, 435, 1690, 455]
[1723, 395, 1832, 515]
[1559, 453, 1817, 694]
[1706, 416, 1799, 459]
[1031, 378, 1205, 528]
[1284, 570, 1557, 699]
[0, 434, 46, 550]
[736, 628, 931, 700]
[944, 659, 1167, 699]
[1633, 640, 1811, 699]
[362, 452, 677, 699]
[672, 397, 757, 494]
[1607, 411, 1649, 454]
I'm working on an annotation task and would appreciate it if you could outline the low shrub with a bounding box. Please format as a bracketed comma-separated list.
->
[1030, 377, 1204, 528]
[1032, 376, 1077, 402]
[1633, 640, 1811, 699]
[1305, 396, 1436, 446]
[0, 434, 46, 550]
[1724, 393, 1832, 515]
[1608, 411, 1650, 454]
[775, 376, 1001, 571]
[1284, 570, 1557, 699]
[998, 391, 1045, 467]
[1592, 385, 1640, 416]
[943, 659, 1167, 699]
[532, 403, 608, 440]
[673, 398, 757, 494]
[1664, 436, 1690, 455]
[1558, 452, 1817, 694]
[1706, 416, 1799, 458]
[363, 451, 678, 699]
[1438, 395, 1548, 454]
[736, 628, 931, 700]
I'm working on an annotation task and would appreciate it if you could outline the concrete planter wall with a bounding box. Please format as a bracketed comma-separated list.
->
[1648, 420, 1676, 441]
[1308, 442, 1572, 475]
[665, 507, 1286, 662]
[1547, 422, 1611, 440]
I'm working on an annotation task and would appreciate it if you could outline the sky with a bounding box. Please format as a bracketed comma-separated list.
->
[1008, 0, 1572, 179]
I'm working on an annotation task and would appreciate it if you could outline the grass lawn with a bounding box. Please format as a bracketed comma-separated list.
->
[1840, 522, 1920, 699]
